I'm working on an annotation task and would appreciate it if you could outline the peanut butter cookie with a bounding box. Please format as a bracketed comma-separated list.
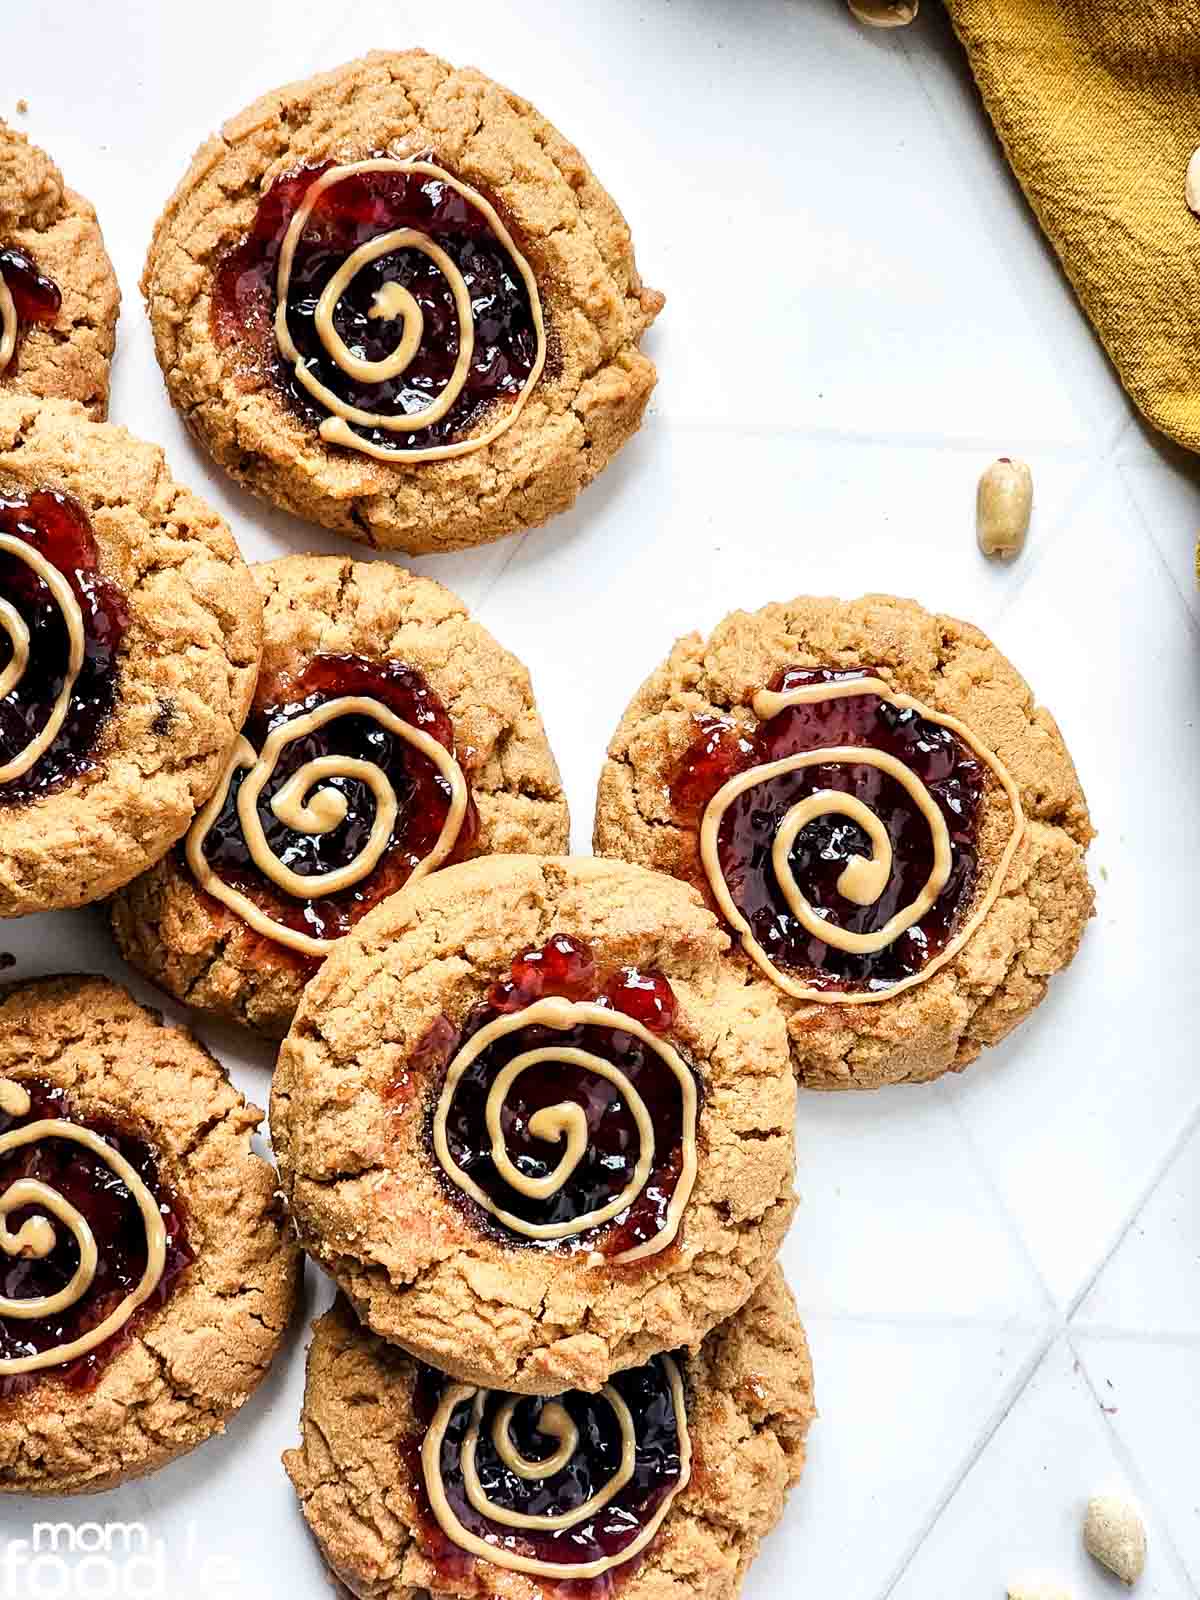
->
[0, 120, 120, 418]
[594, 593, 1094, 1090]
[143, 50, 663, 554]
[271, 855, 796, 1395]
[285, 1265, 813, 1600]
[0, 396, 261, 917]
[110, 555, 569, 1039]
[0, 975, 300, 1494]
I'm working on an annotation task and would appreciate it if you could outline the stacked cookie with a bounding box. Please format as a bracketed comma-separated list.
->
[272, 856, 814, 1597]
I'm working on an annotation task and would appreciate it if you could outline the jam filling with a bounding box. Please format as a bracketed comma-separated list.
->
[0, 489, 129, 805]
[432, 935, 692, 1260]
[197, 653, 478, 952]
[212, 160, 540, 452]
[410, 1352, 685, 1589]
[671, 666, 985, 992]
[0, 245, 62, 364]
[0, 1079, 193, 1398]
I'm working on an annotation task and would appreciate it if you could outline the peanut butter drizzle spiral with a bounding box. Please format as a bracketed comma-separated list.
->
[432, 996, 698, 1264]
[0, 534, 85, 785]
[421, 1356, 691, 1580]
[186, 694, 469, 958]
[699, 675, 1025, 1004]
[0, 1079, 167, 1377]
[274, 159, 547, 463]
[0, 275, 16, 375]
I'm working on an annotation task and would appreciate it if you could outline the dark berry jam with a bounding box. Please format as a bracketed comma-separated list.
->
[0, 489, 129, 805]
[0, 1078, 192, 1398]
[197, 653, 478, 954]
[410, 1352, 685, 1593]
[212, 160, 541, 453]
[670, 666, 985, 993]
[0, 245, 62, 366]
[434, 936, 695, 1260]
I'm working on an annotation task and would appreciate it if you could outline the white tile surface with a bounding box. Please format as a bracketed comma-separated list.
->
[761, 1316, 1048, 1599]
[1, 1, 1197, 1597]
[890, 1338, 1190, 1600]
[1075, 1336, 1200, 1591]
[1075, 1113, 1200, 1338]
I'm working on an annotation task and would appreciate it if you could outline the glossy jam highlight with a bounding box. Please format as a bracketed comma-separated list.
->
[0, 489, 129, 805]
[212, 161, 541, 453]
[433, 936, 695, 1260]
[196, 652, 478, 955]
[0, 1079, 192, 1397]
[672, 666, 984, 992]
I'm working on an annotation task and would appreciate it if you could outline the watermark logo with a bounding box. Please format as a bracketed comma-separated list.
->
[1, 1521, 241, 1597]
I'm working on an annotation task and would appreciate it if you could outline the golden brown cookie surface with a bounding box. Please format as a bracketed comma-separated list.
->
[0, 397, 261, 916]
[0, 121, 120, 418]
[0, 975, 300, 1495]
[594, 593, 1094, 1090]
[143, 50, 663, 554]
[271, 855, 796, 1395]
[284, 1266, 813, 1600]
[110, 554, 569, 1038]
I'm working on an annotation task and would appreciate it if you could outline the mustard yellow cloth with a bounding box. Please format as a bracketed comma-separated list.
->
[944, 0, 1200, 453]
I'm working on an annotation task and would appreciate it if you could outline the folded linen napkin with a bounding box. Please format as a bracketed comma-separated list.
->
[945, 0, 1200, 454]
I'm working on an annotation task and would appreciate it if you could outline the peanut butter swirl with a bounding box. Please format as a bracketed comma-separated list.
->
[421, 1356, 691, 1580]
[0, 1079, 167, 1377]
[0, 533, 85, 785]
[700, 675, 1025, 1004]
[186, 694, 469, 958]
[0, 275, 16, 375]
[274, 159, 547, 463]
[432, 996, 698, 1264]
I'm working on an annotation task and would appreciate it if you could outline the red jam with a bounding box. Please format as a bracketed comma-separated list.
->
[670, 666, 984, 993]
[410, 1352, 686, 1594]
[0, 489, 130, 805]
[0, 1079, 193, 1398]
[212, 160, 541, 453]
[0, 245, 62, 364]
[434, 936, 695, 1261]
[197, 653, 478, 957]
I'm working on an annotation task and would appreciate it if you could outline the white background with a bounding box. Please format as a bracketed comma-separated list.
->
[2, 1, 1199, 1596]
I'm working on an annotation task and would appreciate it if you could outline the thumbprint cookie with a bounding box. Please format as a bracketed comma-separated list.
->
[594, 593, 1094, 1089]
[271, 856, 796, 1395]
[0, 976, 299, 1494]
[143, 50, 663, 553]
[0, 397, 261, 917]
[110, 555, 569, 1038]
[284, 1266, 814, 1600]
[0, 120, 120, 418]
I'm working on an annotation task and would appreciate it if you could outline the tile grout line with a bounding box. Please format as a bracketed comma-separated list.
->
[1113, 456, 1200, 642]
[936, 1078, 1059, 1322]
[1065, 1084, 1200, 1326]
[795, 1306, 1055, 1337]
[992, 412, 1134, 627]
[471, 527, 533, 615]
[875, 1328, 1059, 1600]
[643, 412, 1100, 457]
[1074, 1324, 1200, 1349]
[1069, 1334, 1200, 1599]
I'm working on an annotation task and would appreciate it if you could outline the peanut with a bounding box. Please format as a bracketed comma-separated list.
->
[1084, 1495, 1146, 1586]
[977, 457, 1033, 560]
[1187, 148, 1200, 217]
[847, 0, 919, 27]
